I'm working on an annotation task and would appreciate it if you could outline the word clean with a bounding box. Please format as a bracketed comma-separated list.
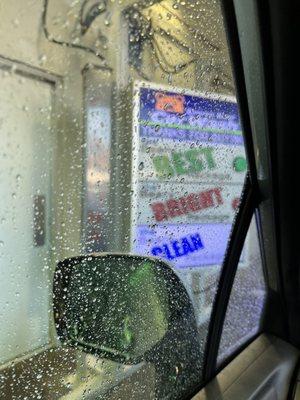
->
[151, 233, 204, 261]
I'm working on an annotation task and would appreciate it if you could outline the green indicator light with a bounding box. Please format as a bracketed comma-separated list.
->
[233, 156, 247, 172]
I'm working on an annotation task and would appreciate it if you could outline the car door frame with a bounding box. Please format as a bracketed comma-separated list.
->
[189, 0, 298, 394]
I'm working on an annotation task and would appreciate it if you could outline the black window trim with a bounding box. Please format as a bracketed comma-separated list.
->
[203, 175, 259, 380]
[202, 0, 262, 383]
[198, 0, 299, 390]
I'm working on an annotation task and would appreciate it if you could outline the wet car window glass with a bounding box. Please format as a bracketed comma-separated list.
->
[217, 215, 267, 366]
[83, 68, 112, 253]
[0, 1, 253, 399]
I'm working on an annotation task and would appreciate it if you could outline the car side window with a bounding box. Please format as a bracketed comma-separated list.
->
[217, 214, 267, 365]
[0, 1, 265, 399]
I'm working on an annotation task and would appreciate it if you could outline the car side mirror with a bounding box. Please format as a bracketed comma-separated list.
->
[53, 254, 202, 398]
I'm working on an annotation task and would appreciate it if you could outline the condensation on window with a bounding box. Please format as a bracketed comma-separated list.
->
[217, 215, 267, 366]
[0, 0, 255, 399]
[83, 68, 112, 253]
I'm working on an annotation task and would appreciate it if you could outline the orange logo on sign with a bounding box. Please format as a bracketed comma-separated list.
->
[155, 92, 185, 114]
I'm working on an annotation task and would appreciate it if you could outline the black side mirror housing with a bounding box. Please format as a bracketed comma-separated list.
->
[53, 253, 202, 399]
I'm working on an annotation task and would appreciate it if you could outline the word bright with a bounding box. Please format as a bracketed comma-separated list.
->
[151, 187, 223, 222]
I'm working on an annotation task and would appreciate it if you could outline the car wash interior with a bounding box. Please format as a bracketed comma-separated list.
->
[1, 1, 299, 399]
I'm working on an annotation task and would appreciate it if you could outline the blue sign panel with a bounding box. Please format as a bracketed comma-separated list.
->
[138, 87, 243, 146]
[135, 224, 233, 268]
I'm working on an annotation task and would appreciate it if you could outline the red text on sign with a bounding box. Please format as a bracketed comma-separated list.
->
[151, 187, 223, 222]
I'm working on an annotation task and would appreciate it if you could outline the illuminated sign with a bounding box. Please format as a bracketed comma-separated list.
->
[137, 183, 243, 225]
[132, 83, 246, 268]
[138, 141, 246, 184]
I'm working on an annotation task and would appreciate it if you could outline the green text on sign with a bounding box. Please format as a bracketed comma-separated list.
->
[152, 148, 216, 178]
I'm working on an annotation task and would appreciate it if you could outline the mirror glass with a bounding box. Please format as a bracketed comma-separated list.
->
[56, 255, 173, 361]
